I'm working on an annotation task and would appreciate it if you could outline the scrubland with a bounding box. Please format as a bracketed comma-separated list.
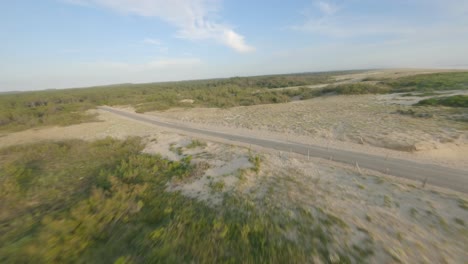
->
[1, 69, 468, 263]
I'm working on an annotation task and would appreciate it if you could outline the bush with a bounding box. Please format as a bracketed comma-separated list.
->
[186, 139, 207, 149]
[323, 83, 390, 95]
[416, 95, 468, 107]
[385, 72, 468, 92]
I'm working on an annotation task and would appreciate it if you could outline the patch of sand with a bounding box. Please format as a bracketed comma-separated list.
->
[253, 152, 468, 263]
[166, 142, 254, 206]
[145, 94, 468, 170]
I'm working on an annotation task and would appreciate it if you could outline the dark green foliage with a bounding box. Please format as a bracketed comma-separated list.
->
[0, 93, 97, 132]
[0, 138, 368, 263]
[287, 72, 468, 99]
[416, 95, 468, 107]
[385, 72, 468, 92]
[322, 83, 391, 95]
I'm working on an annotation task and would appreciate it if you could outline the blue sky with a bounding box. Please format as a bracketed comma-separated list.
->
[1, 0, 467, 91]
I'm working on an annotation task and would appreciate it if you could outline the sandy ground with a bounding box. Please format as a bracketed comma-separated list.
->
[145, 92, 468, 170]
[0, 108, 467, 262]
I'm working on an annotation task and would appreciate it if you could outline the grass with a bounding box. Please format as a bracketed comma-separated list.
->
[401, 92, 439, 97]
[322, 83, 391, 95]
[395, 108, 433, 118]
[410, 208, 418, 218]
[385, 72, 468, 92]
[416, 95, 468, 107]
[0, 137, 368, 263]
[457, 198, 468, 210]
[454, 218, 465, 226]
[210, 180, 225, 192]
[248, 153, 262, 174]
[384, 195, 392, 207]
[169, 143, 184, 156]
[374, 177, 385, 184]
[186, 139, 207, 149]
[281, 72, 468, 103]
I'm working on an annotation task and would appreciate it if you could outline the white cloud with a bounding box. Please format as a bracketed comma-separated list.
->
[67, 0, 254, 53]
[317, 1, 338, 15]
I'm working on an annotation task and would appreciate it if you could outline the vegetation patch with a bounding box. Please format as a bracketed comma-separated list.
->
[416, 95, 468, 108]
[0, 137, 364, 263]
[395, 109, 433, 118]
[1, 71, 467, 132]
[458, 198, 468, 210]
[248, 153, 262, 174]
[186, 139, 207, 149]
[385, 72, 468, 93]
[209, 180, 225, 192]
[454, 218, 465, 226]
[0, 72, 345, 132]
[323, 83, 391, 95]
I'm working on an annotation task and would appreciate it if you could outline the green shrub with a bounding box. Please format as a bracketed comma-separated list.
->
[385, 72, 468, 92]
[323, 83, 390, 95]
[186, 139, 207, 149]
[416, 95, 468, 107]
[249, 153, 262, 174]
[0, 137, 369, 263]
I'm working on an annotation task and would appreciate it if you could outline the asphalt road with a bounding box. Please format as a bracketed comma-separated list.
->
[99, 106, 468, 193]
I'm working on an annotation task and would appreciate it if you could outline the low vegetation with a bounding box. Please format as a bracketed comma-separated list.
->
[384, 72, 468, 92]
[2, 71, 467, 133]
[186, 139, 207, 149]
[0, 72, 347, 132]
[322, 83, 391, 95]
[416, 95, 468, 107]
[395, 109, 433, 118]
[0, 137, 366, 263]
[248, 153, 262, 174]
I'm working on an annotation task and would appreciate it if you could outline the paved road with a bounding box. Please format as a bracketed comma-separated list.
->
[99, 106, 468, 193]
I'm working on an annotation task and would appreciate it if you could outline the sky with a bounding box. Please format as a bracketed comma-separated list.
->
[1, 0, 468, 91]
